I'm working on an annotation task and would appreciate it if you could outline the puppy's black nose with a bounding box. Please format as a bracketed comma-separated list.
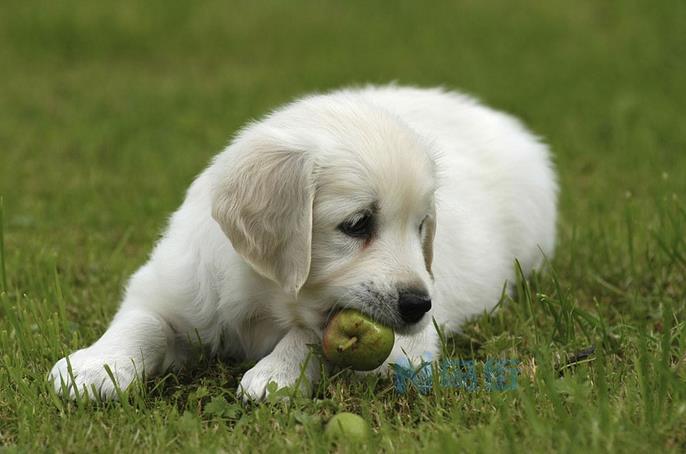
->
[398, 288, 432, 324]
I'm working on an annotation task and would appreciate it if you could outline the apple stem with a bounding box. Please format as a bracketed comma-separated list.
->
[337, 336, 358, 352]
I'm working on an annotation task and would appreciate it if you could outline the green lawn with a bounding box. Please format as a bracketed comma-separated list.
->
[1, 0, 685, 451]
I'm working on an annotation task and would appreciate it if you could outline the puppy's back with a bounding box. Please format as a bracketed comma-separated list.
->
[358, 85, 557, 269]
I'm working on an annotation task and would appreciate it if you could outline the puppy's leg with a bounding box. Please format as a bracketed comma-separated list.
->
[238, 327, 321, 401]
[49, 307, 172, 400]
[380, 319, 441, 373]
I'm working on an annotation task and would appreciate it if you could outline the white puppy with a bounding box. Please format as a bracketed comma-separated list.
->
[50, 85, 557, 401]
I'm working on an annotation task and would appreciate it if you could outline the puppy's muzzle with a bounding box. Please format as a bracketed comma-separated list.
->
[397, 288, 432, 324]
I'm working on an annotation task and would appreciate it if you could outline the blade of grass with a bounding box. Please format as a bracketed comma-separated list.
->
[0, 196, 7, 293]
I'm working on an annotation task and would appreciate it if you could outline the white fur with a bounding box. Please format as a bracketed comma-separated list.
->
[49, 85, 557, 401]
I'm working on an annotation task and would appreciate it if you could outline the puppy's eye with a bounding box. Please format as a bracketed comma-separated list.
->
[419, 216, 428, 234]
[338, 212, 374, 239]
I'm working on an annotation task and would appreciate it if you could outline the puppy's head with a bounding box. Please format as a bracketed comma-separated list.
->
[212, 95, 437, 332]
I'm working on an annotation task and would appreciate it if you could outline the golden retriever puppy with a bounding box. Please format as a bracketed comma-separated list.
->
[50, 85, 557, 401]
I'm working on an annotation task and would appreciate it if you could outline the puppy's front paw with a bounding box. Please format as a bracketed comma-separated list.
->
[238, 355, 318, 402]
[49, 348, 138, 400]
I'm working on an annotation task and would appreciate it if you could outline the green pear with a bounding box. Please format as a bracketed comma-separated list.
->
[324, 412, 371, 441]
[322, 309, 395, 371]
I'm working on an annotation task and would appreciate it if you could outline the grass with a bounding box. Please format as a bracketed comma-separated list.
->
[1, 0, 685, 451]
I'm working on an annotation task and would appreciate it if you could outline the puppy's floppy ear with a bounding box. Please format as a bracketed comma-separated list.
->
[422, 202, 437, 276]
[211, 142, 315, 295]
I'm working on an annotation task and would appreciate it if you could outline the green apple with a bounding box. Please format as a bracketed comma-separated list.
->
[324, 412, 371, 441]
[322, 309, 395, 371]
